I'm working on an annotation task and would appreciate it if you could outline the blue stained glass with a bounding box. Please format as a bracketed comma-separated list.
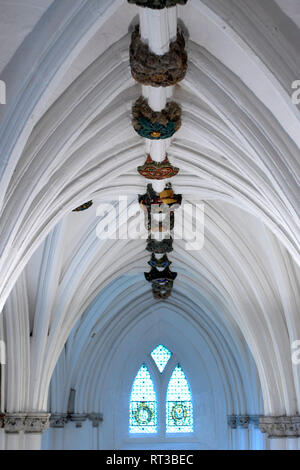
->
[151, 344, 172, 373]
[166, 365, 193, 433]
[129, 364, 157, 433]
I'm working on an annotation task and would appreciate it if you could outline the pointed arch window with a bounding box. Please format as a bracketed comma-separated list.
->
[166, 364, 193, 433]
[129, 364, 157, 433]
[129, 348, 193, 435]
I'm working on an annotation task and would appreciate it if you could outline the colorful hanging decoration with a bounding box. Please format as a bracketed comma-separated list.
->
[139, 183, 182, 209]
[72, 201, 93, 212]
[129, 0, 188, 299]
[138, 155, 179, 180]
[145, 266, 177, 283]
[132, 97, 181, 140]
[148, 253, 172, 269]
[152, 280, 174, 300]
[145, 266, 177, 300]
[130, 26, 187, 87]
[128, 0, 188, 9]
[139, 183, 181, 232]
[146, 236, 174, 254]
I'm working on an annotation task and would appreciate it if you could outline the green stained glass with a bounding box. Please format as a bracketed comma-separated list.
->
[129, 364, 157, 433]
[166, 365, 193, 433]
[151, 344, 172, 373]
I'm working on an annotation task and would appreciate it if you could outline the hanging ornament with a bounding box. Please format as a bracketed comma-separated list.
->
[72, 201, 93, 212]
[132, 97, 181, 140]
[146, 236, 174, 254]
[128, 0, 188, 9]
[148, 253, 172, 269]
[137, 155, 179, 180]
[130, 26, 187, 87]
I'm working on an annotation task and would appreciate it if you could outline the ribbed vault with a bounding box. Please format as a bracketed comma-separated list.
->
[0, 0, 299, 449]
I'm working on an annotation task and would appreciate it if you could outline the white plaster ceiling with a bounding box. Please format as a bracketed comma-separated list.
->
[0, 0, 55, 74]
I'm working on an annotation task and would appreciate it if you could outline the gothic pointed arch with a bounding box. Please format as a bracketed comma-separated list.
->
[166, 365, 193, 433]
[129, 364, 157, 433]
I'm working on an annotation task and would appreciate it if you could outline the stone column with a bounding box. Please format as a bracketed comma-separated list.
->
[259, 416, 300, 450]
[2, 412, 50, 450]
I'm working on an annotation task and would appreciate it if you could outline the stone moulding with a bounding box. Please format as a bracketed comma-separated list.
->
[50, 412, 103, 429]
[132, 97, 181, 140]
[130, 26, 187, 87]
[137, 155, 179, 180]
[128, 0, 188, 8]
[259, 416, 300, 438]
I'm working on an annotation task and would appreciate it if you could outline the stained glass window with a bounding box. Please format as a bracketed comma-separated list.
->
[166, 365, 193, 433]
[129, 364, 157, 433]
[151, 345, 172, 373]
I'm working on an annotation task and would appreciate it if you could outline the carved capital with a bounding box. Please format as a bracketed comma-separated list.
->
[4, 413, 50, 434]
[50, 413, 69, 428]
[4, 413, 27, 433]
[227, 415, 238, 429]
[259, 416, 300, 438]
[237, 416, 249, 429]
[24, 413, 51, 433]
[228, 415, 256, 429]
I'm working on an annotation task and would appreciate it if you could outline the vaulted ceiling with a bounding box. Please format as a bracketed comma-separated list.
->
[0, 0, 299, 419]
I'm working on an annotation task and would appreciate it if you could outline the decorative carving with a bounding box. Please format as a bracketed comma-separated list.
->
[227, 415, 250, 429]
[72, 201, 93, 212]
[128, 0, 188, 9]
[139, 183, 182, 209]
[145, 266, 177, 299]
[148, 253, 171, 269]
[130, 26, 187, 87]
[152, 280, 174, 299]
[132, 97, 181, 140]
[4, 413, 50, 434]
[146, 236, 173, 254]
[50, 414, 69, 428]
[4, 414, 27, 433]
[227, 415, 238, 429]
[139, 183, 181, 232]
[259, 416, 300, 438]
[49, 412, 103, 429]
[0, 413, 5, 428]
[145, 266, 177, 284]
[24, 413, 51, 433]
[138, 155, 179, 180]
[236, 416, 249, 429]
